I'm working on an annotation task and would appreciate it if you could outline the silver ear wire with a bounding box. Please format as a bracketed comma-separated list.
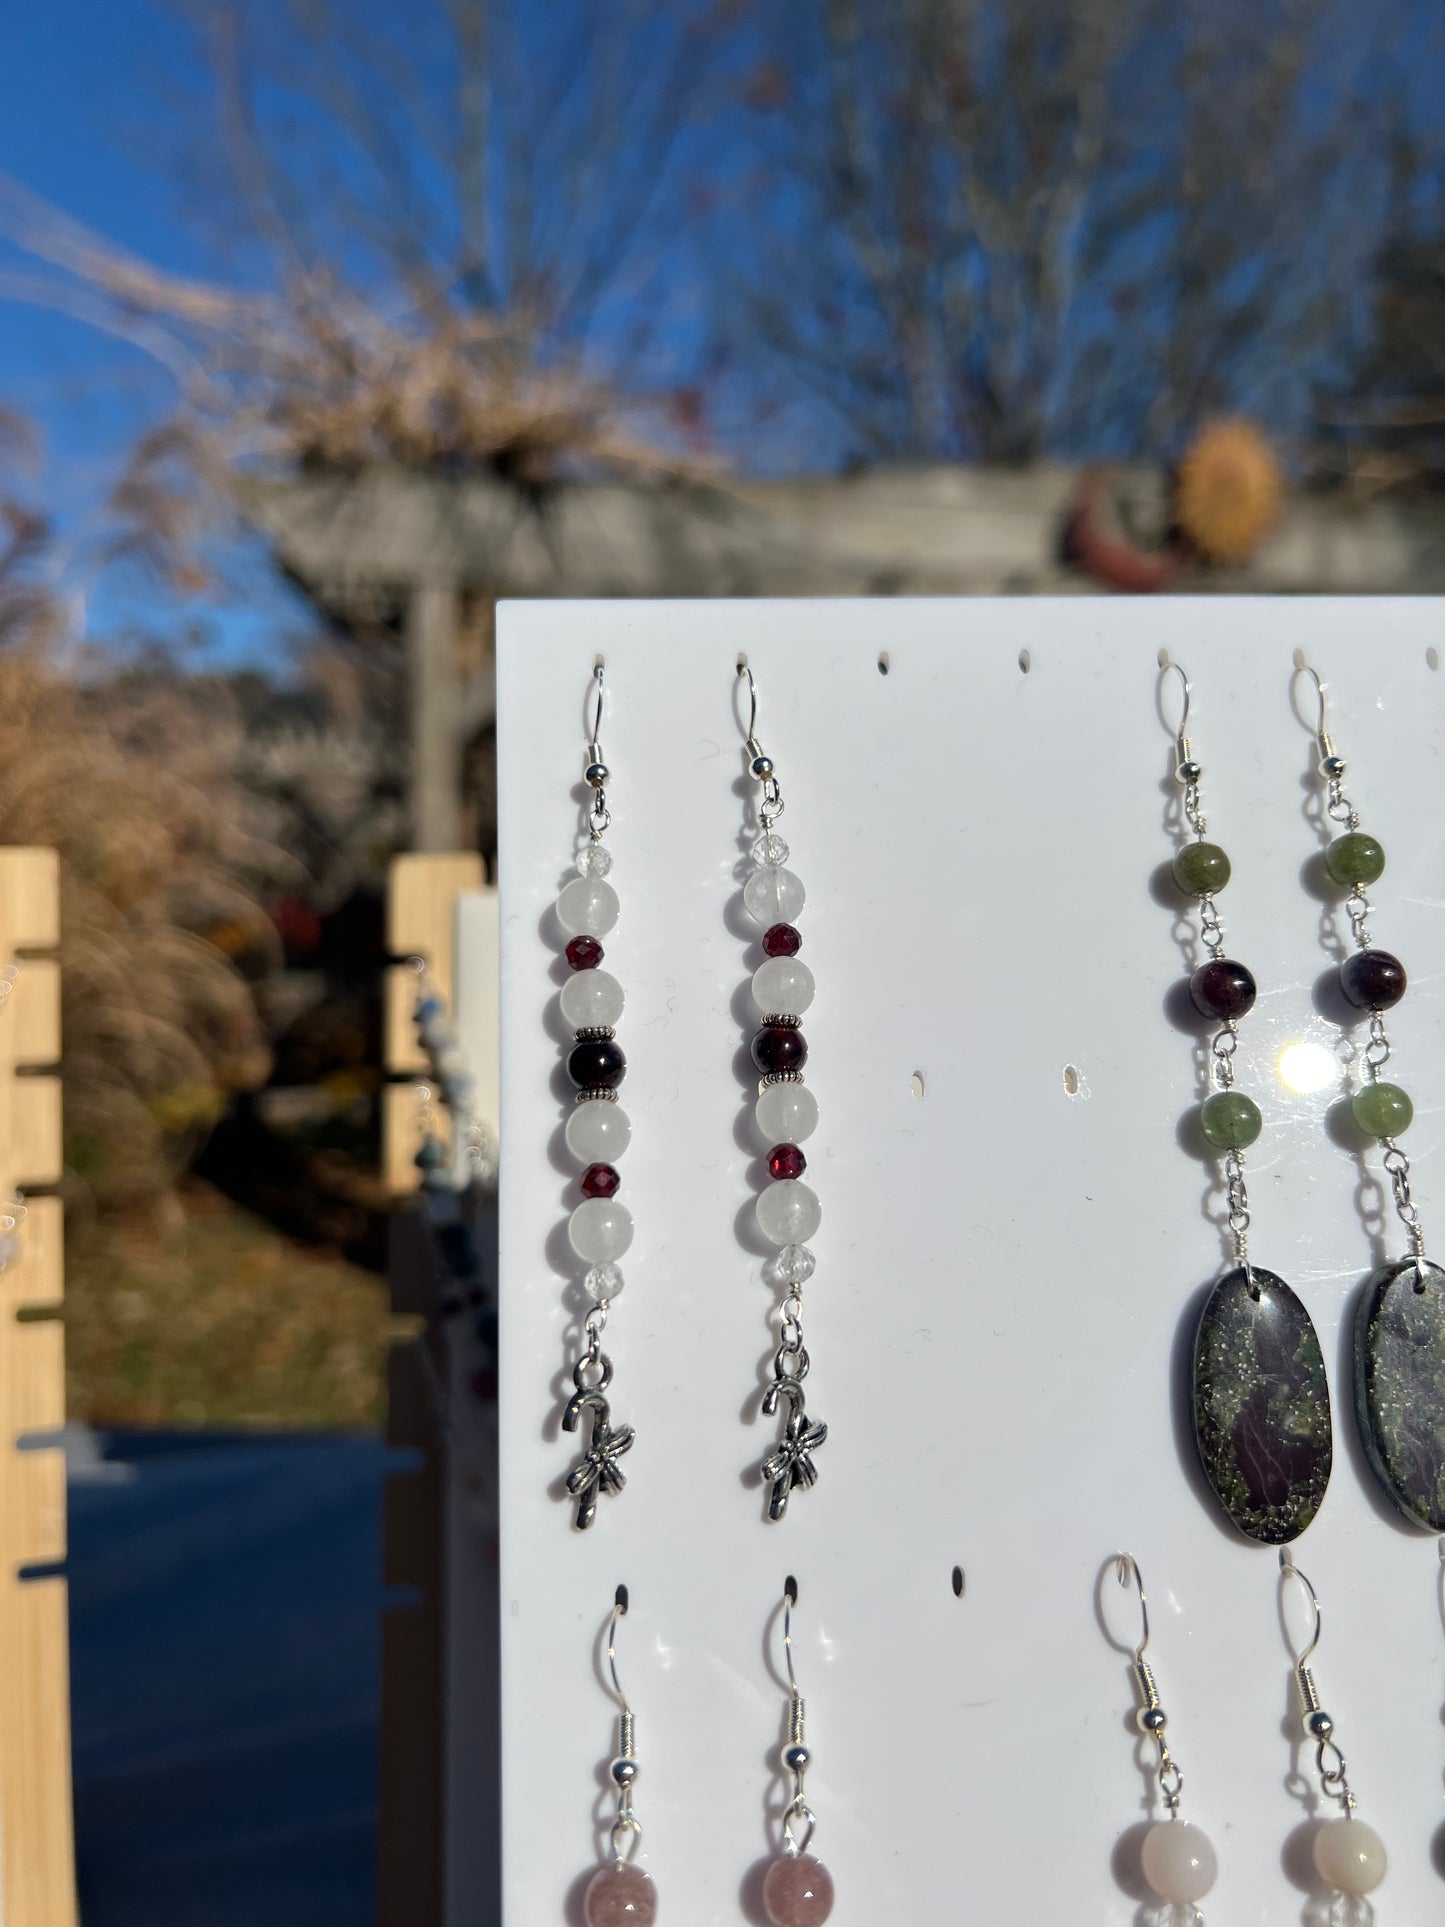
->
[778, 1576, 816, 1856]
[604, 1586, 642, 1862]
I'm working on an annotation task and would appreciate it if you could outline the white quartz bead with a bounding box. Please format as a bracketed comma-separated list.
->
[584, 1263, 624, 1300]
[753, 832, 789, 866]
[568, 1198, 634, 1263]
[756, 1082, 819, 1145]
[1140, 1821, 1217, 1904]
[751, 956, 815, 1019]
[771, 1243, 816, 1285]
[556, 876, 620, 937]
[560, 969, 625, 1030]
[756, 1178, 821, 1246]
[576, 843, 613, 879]
[743, 865, 805, 925]
[565, 1102, 632, 1164]
[1313, 1818, 1387, 1896]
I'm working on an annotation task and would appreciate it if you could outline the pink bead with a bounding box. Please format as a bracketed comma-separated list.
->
[584, 1862, 657, 1926]
[763, 1853, 834, 1926]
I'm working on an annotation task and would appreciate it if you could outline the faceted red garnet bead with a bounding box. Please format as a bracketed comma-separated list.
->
[565, 936, 604, 970]
[767, 1144, 807, 1181]
[580, 1163, 621, 1199]
[762, 923, 802, 958]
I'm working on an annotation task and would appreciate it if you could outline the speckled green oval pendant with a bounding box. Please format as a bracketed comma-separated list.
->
[1192, 1266, 1332, 1544]
[1354, 1258, 1445, 1532]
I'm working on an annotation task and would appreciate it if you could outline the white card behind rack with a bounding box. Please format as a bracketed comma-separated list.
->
[481, 599, 1445, 1925]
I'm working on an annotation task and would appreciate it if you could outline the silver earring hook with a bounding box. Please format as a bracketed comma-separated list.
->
[782, 1574, 801, 1704]
[1158, 656, 1200, 784]
[1291, 651, 1344, 773]
[1115, 1552, 1151, 1663]
[1278, 1549, 1322, 1667]
[737, 656, 759, 743]
[588, 660, 606, 756]
[608, 1582, 631, 1715]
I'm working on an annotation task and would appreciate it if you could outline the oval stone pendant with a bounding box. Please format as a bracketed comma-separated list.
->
[1354, 1258, 1445, 1531]
[1192, 1266, 1332, 1544]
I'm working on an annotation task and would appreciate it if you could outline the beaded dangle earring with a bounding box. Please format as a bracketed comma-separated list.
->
[1278, 1551, 1389, 1910]
[555, 663, 636, 1530]
[1159, 658, 1331, 1543]
[1108, 1556, 1219, 1919]
[577, 1586, 657, 1927]
[759, 1578, 834, 1927]
[1295, 658, 1445, 1532]
[736, 661, 827, 1522]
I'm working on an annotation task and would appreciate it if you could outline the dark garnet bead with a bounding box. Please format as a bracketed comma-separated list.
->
[1189, 958, 1257, 1022]
[580, 1163, 621, 1199]
[1340, 948, 1407, 1012]
[567, 1037, 626, 1089]
[762, 923, 802, 958]
[565, 936, 604, 970]
[766, 1143, 807, 1181]
[752, 1024, 808, 1076]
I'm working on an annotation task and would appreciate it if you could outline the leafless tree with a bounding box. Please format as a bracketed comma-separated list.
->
[734, 0, 1417, 464]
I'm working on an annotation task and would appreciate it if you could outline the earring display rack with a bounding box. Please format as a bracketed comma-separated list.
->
[478, 600, 1445, 1924]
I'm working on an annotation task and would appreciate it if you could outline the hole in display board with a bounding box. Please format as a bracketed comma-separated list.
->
[1018, 648, 1031, 673]
[615, 1583, 629, 1614]
[1429, 646, 1440, 672]
[951, 1565, 965, 1598]
[878, 650, 890, 675]
[910, 1071, 925, 1098]
[1063, 1064, 1081, 1096]
[784, 1574, 798, 1606]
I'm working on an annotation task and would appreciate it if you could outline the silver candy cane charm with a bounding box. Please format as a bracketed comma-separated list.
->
[563, 1358, 635, 1533]
[760, 1369, 827, 1523]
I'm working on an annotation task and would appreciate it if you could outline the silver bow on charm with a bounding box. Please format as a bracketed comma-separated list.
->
[759, 1377, 827, 1522]
[563, 1386, 635, 1530]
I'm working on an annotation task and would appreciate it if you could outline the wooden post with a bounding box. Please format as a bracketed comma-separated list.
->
[0, 849, 75, 1927]
[407, 584, 464, 853]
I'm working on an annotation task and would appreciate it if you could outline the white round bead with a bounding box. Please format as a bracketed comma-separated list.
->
[556, 876, 620, 937]
[756, 1083, 819, 1145]
[576, 843, 613, 878]
[751, 956, 815, 1019]
[560, 969, 625, 1030]
[756, 1179, 822, 1246]
[565, 1103, 632, 1164]
[1140, 1821, 1217, 1904]
[584, 1263, 624, 1301]
[568, 1198, 634, 1264]
[743, 866, 805, 926]
[1313, 1818, 1387, 1896]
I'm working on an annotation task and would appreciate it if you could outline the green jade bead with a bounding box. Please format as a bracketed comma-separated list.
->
[1352, 1081, 1413, 1139]
[1173, 842, 1231, 897]
[1201, 1091, 1262, 1151]
[1325, 832, 1385, 888]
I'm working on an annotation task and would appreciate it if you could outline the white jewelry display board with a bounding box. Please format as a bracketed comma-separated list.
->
[486, 598, 1445, 1925]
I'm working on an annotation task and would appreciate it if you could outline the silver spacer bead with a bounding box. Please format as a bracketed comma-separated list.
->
[751, 754, 774, 779]
[1320, 754, 1347, 780]
[609, 1756, 641, 1788]
[782, 1742, 811, 1773]
[585, 762, 610, 788]
[1139, 1706, 1168, 1735]
[575, 1087, 620, 1104]
[1306, 1708, 1334, 1740]
[762, 1013, 802, 1029]
[574, 1026, 617, 1042]
[760, 1070, 805, 1088]
[1175, 759, 1203, 785]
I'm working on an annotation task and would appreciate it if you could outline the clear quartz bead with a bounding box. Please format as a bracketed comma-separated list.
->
[770, 1243, 816, 1285]
[557, 876, 620, 937]
[560, 969, 625, 1030]
[568, 1197, 634, 1263]
[743, 866, 805, 925]
[753, 832, 790, 866]
[757, 1083, 819, 1145]
[756, 1179, 821, 1245]
[584, 1262, 624, 1300]
[577, 843, 613, 879]
[565, 1102, 632, 1163]
[752, 956, 815, 1018]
